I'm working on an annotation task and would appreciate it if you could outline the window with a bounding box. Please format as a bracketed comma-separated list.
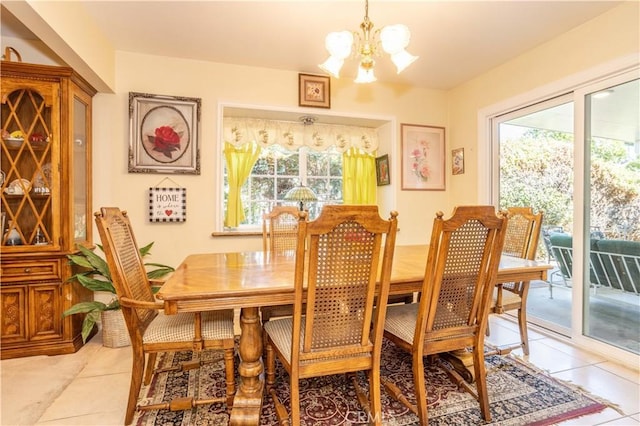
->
[223, 145, 343, 228]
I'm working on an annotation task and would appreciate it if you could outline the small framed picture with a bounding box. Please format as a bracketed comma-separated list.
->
[375, 154, 391, 186]
[149, 187, 186, 222]
[401, 124, 446, 191]
[452, 148, 465, 175]
[298, 73, 331, 108]
[129, 92, 201, 174]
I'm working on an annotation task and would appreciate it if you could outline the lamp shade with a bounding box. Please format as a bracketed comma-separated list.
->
[284, 185, 318, 210]
[355, 65, 376, 84]
[389, 49, 418, 74]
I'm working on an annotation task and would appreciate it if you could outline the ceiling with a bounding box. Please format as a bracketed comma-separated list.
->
[2, 1, 636, 142]
[0, 1, 623, 90]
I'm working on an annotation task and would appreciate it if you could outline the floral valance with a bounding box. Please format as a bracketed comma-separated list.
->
[223, 117, 379, 153]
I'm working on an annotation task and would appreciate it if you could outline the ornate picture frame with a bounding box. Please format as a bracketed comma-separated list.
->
[401, 124, 446, 191]
[375, 154, 391, 186]
[129, 92, 201, 174]
[298, 73, 331, 108]
[452, 147, 465, 175]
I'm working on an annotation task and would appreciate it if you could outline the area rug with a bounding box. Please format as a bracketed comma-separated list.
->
[134, 339, 607, 425]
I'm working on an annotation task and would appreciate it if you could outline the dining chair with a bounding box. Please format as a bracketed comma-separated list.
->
[489, 206, 543, 355]
[94, 207, 236, 425]
[264, 205, 399, 426]
[260, 205, 301, 324]
[381, 206, 507, 425]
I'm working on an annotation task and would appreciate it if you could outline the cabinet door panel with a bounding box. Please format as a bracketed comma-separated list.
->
[1, 286, 27, 342]
[29, 283, 63, 341]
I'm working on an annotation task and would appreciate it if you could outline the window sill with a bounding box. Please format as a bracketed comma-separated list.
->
[211, 230, 262, 237]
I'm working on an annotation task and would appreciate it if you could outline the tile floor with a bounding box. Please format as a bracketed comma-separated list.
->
[1, 315, 639, 425]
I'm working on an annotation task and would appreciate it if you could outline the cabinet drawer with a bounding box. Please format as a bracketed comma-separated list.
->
[1, 260, 61, 283]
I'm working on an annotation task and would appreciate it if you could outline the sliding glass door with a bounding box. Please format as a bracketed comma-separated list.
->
[493, 95, 574, 335]
[492, 72, 639, 358]
[582, 77, 639, 354]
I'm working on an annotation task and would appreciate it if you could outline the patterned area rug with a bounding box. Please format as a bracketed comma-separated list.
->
[134, 339, 607, 425]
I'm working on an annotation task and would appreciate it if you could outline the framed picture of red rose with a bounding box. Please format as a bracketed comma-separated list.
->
[129, 92, 201, 174]
[400, 123, 446, 191]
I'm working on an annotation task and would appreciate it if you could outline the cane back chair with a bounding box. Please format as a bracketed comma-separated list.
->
[264, 205, 399, 426]
[382, 206, 508, 425]
[489, 206, 543, 355]
[94, 207, 236, 425]
[260, 205, 301, 323]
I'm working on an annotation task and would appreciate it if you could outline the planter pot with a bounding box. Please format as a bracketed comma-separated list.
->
[101, 309, 131, 348]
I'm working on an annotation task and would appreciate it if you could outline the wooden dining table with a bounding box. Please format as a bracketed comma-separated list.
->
[156, 244, 550, 425]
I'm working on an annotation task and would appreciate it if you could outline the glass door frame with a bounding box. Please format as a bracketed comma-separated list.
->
[480, 61, 639, 368]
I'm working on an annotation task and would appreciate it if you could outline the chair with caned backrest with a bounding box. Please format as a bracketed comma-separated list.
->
[381, 206, 508, 425]
[260, 205, 301, 323]
[264, 205, 399, 426]
[489, 206, 543, 355]
[94, 207, 236, 425]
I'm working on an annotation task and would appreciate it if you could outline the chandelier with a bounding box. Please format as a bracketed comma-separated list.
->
[318, 0, 418, 83]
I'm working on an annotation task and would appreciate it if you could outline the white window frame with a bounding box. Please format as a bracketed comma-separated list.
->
[215, 102, 397, 233]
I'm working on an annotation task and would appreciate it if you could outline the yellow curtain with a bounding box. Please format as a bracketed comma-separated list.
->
[224, 141, 261, 227]
[342, 147, 376, 205]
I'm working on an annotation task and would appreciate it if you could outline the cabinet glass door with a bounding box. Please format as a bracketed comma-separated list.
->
[1, 85, 58, 249]
[71, 88, 92, 246]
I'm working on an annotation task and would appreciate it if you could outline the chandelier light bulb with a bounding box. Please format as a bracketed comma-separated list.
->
[355, 64, 376, 83]
[319, 56, 345, 78]
[319, 31, 354, 77]
[380, 24, 411, 54]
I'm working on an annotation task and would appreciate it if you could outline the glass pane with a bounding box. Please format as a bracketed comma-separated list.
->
[277, 178, 298, 201]
[250, 176, 274, 200]
[584, 78, 640, 354]
[73, 97, 88, 243]
[253, 155, 274, 175]
[1, 88, 54, 247]
[277, 150, 299, 175]
[329, 154, 342, 176]
[307, 151, 328, 176]
[497, 100, 574, 335]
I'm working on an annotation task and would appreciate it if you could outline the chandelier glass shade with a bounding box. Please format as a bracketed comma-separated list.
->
[319, 0, 418, 83]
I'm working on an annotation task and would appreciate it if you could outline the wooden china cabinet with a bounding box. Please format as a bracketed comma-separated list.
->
[0, 61, 96, 359]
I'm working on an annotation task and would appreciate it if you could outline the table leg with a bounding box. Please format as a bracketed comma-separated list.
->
[230, 306, 264, 425]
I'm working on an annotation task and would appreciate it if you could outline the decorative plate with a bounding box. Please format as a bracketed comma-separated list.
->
[5, 178, 31, 195]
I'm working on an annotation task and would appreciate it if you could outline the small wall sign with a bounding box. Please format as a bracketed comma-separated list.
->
[149, 187, 186, 222]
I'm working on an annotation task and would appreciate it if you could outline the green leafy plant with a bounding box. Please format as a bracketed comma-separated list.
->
[63, 242, 174, 343]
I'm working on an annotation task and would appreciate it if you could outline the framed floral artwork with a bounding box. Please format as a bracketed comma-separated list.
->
[401, 124, 446, 190]
[298, 73, 330, 108]
[129, 92, 201, 174]
[375, 154, 391, 186]
[452, 147, 465, 175]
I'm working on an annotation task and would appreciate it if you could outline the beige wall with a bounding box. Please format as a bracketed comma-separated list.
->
[447, 1, 640, 206]
[93, 52, 448, 267]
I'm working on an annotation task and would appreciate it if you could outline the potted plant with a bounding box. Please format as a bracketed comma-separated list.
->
[63, 242, 174, 347]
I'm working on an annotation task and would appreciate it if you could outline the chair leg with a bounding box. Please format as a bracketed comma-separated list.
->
[224, 346, 236, 409]
[412, 352, 429, 426]
[518, 307, 530, 356]
[125, 347, 145, 425]
[290, 371, 301, 426]
[143, 352, 157, 385]
[265, 339, 275, 393]
[368, 368, 383, 425]
[472, 346, 492, 422]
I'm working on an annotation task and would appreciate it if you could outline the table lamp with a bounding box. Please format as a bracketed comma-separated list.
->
[284, 184, 318, 211]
